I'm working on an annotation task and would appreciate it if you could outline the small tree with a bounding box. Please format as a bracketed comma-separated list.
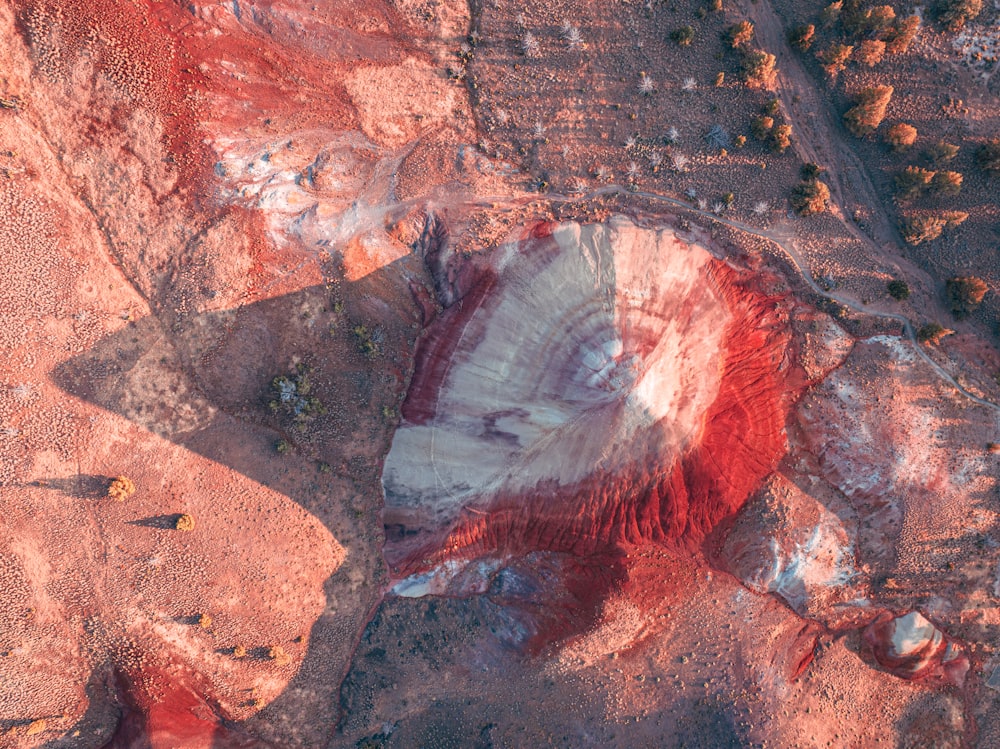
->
[740, 48, 777, 89]
[671, 26, 695, 46]
[770, 123, 793, 153]
[791, 179, 831, 216]
[885, 15, 921, 54]
[933, 0, 983, 32]
[917, 322, 953, 344]
[107, 476, 136, 502]
[885, 123, 917, 151]
[269, 645, 291, 666]
[945, 276, 988, 318]
[801, 162, 824, 180]
[901, 215, 945, 245]
[818, 43, 854, 76]
[926, 140, 959, 164]
[930, 170, 963, 196]
[727, 21, 755, 48]
[976, 138, 1000, 174]
[855, 39, 886, 67]
[941, 210, 969, 228]
[175, 513, 196, 531]
[788, 24, 815, 51]
[887, 279, 910, 300]
[867, 5, 897, 36]
[821, 1, 843, 28]
[843, 86, 893, 136]
[751, 115, 774, 140]
[895, 166, 935, 200]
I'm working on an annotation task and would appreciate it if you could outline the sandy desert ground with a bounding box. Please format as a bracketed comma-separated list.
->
[1, 0, 999, 747]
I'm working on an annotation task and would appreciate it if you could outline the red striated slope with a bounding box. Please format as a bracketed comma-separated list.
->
[384, 219, 816, 599]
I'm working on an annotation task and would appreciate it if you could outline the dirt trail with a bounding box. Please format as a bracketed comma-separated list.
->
[736, 0, 899, 250]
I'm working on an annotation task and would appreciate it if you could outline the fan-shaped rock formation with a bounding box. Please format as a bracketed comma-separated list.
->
[383, 218, 818, 605]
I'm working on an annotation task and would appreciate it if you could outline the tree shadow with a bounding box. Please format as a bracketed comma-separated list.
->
[126, 514, 187, 530]
[25, 474, 115, 500]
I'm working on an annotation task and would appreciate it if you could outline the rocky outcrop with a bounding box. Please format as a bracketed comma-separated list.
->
[864, 610, 969, 685]
[720, 473, 860, 623]
[383, 218, 817, 594]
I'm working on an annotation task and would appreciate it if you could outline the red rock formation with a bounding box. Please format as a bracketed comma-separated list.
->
[864, 610, 969, 686]
[384, 219, 819, 621]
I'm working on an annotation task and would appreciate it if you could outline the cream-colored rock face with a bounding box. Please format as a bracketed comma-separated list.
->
[383, 218, 729, 528]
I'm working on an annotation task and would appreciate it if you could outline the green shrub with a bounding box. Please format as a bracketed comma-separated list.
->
[933, 0, 982, 32]
[740, 48, 777, 89]
[726, 21, 754, 48]
[844, 86, 893, 136]
[788, 24, 815, 51]
[895, 166, 935, 200]
[671, 26, 695, 46]
[917, 322, 952, 344]
[887, 279, 910, 300]
[976, 138, 1000, 174]
[107, 476, 136, 502]
[926, 140, 959, 164]
[945, 276, 988, 318]
[791, 179, 831, 216]
[885, 123, 917, 151]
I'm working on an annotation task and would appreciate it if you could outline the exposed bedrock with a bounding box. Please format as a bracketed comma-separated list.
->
[382, 217, 826, 606]
[864, 610, 969, 686]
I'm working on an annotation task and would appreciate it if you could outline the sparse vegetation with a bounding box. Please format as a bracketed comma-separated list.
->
[801, 163, 823, 181]
[275, 438, 292, 455]
[885, 123, 917, 151]
[520, 32, 540, 58]
[352, 324, 379, 357]
[270, 364, 326, 423]
[820, 1, 843, 28]
[107, 475, 136, 502]
[175, 513, 195, 531]
[945, 276, 988, 318]
[791, 178, 831, 216]
[887, 279, 910, 300]
[843, 86, 893, 136]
